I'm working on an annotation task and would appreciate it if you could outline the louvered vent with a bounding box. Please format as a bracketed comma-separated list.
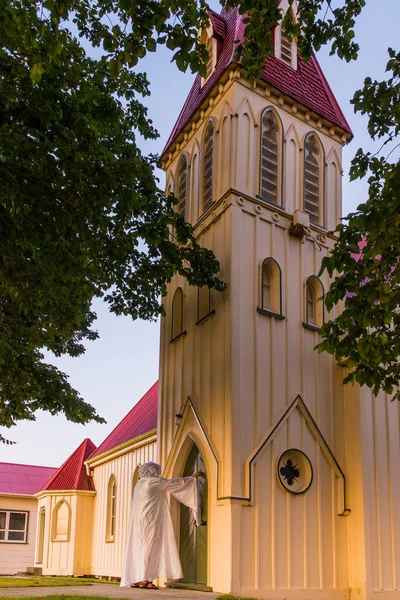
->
[177, 156, 187, 218]
[203, 122, 214, 212]
[260, 112, 279, 204]
[280, 30, 292, 66]
[304, 136, 321, 223]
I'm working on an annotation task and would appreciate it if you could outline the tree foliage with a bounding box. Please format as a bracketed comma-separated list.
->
[317, 48, 400, 401]
[0, 0, 398, 441]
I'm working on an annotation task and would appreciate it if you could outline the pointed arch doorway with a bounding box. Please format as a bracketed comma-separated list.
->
[179, 442, 208, 588]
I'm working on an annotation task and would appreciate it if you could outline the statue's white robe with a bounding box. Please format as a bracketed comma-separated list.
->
[120, 476, 200, 586]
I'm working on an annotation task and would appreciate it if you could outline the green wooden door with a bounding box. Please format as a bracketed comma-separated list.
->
[179, 444, 208, 585]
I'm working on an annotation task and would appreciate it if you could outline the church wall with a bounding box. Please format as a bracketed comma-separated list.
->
[355, 387, 400, 596]
[89, 438, 157, 577]
[0, 495, 37, 575]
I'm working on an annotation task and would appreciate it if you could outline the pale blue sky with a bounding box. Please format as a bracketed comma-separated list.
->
[1, 0, 398, 467]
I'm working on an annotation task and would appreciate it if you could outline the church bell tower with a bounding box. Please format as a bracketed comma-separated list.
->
[158, 1, 362, 597]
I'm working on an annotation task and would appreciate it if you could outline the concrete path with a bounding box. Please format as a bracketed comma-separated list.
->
[0, 583, 219, 600]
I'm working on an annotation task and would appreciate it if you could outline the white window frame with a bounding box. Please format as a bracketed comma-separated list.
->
[275, 12, 298, 70]
[0, 510, 28, 543]
[106, 476, 116, 542]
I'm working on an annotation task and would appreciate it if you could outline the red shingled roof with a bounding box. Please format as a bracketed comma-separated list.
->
[88, 381, 158, 460]
[40, 438, 96, 492]
[0, 463, 56, 495]
[163, 6, 352, 156]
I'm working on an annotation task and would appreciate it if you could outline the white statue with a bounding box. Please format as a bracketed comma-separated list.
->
[120, 461, 202, 589]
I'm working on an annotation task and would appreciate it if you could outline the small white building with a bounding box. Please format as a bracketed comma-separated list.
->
[35, 382, 158, 577]
[0, 462, 55, 574]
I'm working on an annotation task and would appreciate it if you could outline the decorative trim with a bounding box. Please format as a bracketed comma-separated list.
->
[277, 448, 313, 494]
[164, 393, 350, 514]
[86, 430, 157, 467]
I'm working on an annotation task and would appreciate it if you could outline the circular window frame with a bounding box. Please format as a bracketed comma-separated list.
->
[277, 448, 313, 495]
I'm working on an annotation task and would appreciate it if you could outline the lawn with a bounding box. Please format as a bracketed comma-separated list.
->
[217, 595, 258, 600]
[0, 577, 118, 588]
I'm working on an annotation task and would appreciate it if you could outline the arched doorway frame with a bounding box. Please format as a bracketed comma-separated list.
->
[170, 433, 211, 587]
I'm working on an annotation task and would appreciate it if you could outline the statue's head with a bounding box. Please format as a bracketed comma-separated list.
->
[138, 462, 162, 478]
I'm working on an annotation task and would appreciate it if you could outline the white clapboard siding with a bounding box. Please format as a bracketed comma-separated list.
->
[0, 496, 37, 574]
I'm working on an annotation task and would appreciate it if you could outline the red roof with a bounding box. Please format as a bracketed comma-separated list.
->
[163, 6, 352, 155]
[89, 381, 158, 460]
[0, 462, 56, 495]
[40, 438, 96, 492]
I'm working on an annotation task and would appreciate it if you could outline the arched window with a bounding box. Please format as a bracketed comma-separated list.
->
[52, 501, 69, 541]
[202, 120, 214, 214]
[304, 276, 324, 329]
[36, 508, 45, 564]
[176, 155, 188, 219]
[197, 286, 214, 324]
[258, 258, 283, 318]
[171, 287, 185, 341]
[106, 475, 116, 542]
[304, 134, 324, 226]
[259, 109, 283, 206]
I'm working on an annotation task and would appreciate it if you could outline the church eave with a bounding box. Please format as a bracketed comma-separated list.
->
[162, 65, 352, 170]
[85, 428, 157, 469]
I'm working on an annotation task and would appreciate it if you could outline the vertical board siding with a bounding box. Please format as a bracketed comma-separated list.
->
[241, 416, 343, 590]
[366, 391, 400, 591]
[0, 496, 37, 574]
[90, 440, 157, 576]
[160, 81, 347, 595]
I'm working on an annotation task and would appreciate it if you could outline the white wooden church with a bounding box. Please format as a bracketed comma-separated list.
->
[10, 2, 400, 599]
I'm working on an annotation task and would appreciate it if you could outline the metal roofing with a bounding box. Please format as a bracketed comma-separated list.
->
[162, 6, 352, 156]
[88, 381, 158, 460]
[0, 462, 56, 495]
[39, 438, 96, 492]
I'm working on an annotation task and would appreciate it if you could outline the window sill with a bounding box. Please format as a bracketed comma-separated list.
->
[0, 540, 28, 544]
[170, 330, 187, 344]
[196, 310, 216, 326]
[257, 307, 285, 320]
[302, 321, 322, 332]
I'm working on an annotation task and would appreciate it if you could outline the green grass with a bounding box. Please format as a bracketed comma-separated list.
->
[0, 576, 118, 588]
[217, 595, 258, 600]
